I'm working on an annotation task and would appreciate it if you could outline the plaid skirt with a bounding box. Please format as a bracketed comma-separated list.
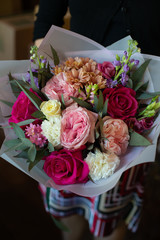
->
[39, 163, 150, 237]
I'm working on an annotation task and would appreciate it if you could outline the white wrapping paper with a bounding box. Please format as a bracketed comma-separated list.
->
[0, 26, 160, 197]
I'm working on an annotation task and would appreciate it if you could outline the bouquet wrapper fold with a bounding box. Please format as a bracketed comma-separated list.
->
[0, 25, 160, 197]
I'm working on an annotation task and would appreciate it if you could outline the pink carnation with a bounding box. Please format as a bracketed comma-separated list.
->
[42, 72, 81, 106]
[101, 116, 130, 155]
[60, 103, 98, 149]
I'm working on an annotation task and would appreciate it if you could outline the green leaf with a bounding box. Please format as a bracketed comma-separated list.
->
[137, 91, 160, 100]
[97, 91, 104, 112]
[21, 138, 33, 147]
[0, 99, 13, 107]
[50, 215, 70, 232]
[129, 131, 152, 146]
[132, 59, 151, 90]
[15, 80, 42, 110]
[98, 115, 104, 133]
[10, 122, 25, 138]
[8, 74, 30, 98]
[93, 95, 98, 112]
[50, 45, 60, 66]
[28, 149, 47, 171]
[87, 143, 94, 150]
[29, 67, 40, 92]
[102, 99, 108, 117]
[4, 142, 28, 153]
[4, 139, 21, 148]
[28, 145, 37, 162]
[2, 119, 35, 129]
[48, 142, 55, 152]
[31, 110, 46, 119]
[126, 78, 133, 88]
[61, 94, 66, 110]
[70, 97, 93, 111]
[14, 151, 29, 159]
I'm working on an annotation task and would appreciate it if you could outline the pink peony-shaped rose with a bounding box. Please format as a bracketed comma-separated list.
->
[61, 103, 98, 149]
[42, 72, 81, 106]
[8, 89, 39, 126]
[103, 86, 138, 120]
[43, 148, 89, 185]
[101, 116, 130, 155]
[98, 61, 115, 79]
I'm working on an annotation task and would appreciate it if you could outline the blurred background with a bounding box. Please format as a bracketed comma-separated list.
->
[0, 1, 160, 239]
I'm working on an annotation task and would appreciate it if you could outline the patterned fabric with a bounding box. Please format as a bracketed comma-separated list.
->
[39, 163, 150, 237]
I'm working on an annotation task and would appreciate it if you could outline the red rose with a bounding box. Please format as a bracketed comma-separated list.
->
[98, 61, 115, 79]
[43, 148, 89, 185]
[103, 86, 138, 120]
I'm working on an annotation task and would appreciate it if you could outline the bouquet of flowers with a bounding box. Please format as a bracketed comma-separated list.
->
[0, 26, 160, 197]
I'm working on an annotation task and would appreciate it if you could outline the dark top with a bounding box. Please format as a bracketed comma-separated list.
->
[34, 0, 160, 55]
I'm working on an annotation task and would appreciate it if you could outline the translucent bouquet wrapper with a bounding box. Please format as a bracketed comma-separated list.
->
[0, 26, 160, 197]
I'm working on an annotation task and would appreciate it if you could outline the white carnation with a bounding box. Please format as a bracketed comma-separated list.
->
[41, 116, 61, 148]
[84, 148, 120, 181]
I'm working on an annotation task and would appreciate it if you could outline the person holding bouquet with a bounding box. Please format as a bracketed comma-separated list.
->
[33, 0, 160, 240]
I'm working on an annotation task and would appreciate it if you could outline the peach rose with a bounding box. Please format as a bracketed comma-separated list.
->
[101, 116, 130, 155]
[61, 103, 98, 149]
[42, 72, 79, 106]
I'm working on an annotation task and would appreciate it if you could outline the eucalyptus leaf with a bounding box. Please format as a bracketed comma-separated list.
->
[61, 94, 66, 110]
[14, 151, 29, 159]
[31, 110, 46, 119]
[93, 95, 98, 112]
[48, 142, 55, 152]
[28, 149, 49, 171]
[10, 122, 25, 138]
[28, 145, 37, 162]
[21, 138, 33, 147]
[70, 97, 93, 111]
[0, 99, 13, 107]
[129, 131, 151, 146]
[97, 91, 103, 112]
[15, 80, 42, 110]
[132, 59, 151, 90]
[102, 99, 108, 117]
[50, 45, 60, 66]
[126, 78, 133, 88]
[137, 91, 160, 100]
[4, 139, 21, 148]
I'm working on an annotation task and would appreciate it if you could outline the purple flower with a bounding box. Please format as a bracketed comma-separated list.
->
[112, 60, 122, 67]
[121, 72, 129, 86]
[123, 64, 129, 72]
[134, 60, 139, 66]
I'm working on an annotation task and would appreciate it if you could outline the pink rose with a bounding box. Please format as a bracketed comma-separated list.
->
[61, 103, 98, 149]
[139, 117, 154, 131]
[101, 116, 130, 155]
[42, 72, 80, 106]
[103, 86, 138, 120]
[8, 89, 40, 126]
[98, 61, 115, 79]
[43, 148, 89, 185]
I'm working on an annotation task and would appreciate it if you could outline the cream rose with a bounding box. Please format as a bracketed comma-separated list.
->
[84, 148, 120, 181]
[41, 116, 61, 148]
[40, 99, 61, 121]
[101, 116, 129, 155]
